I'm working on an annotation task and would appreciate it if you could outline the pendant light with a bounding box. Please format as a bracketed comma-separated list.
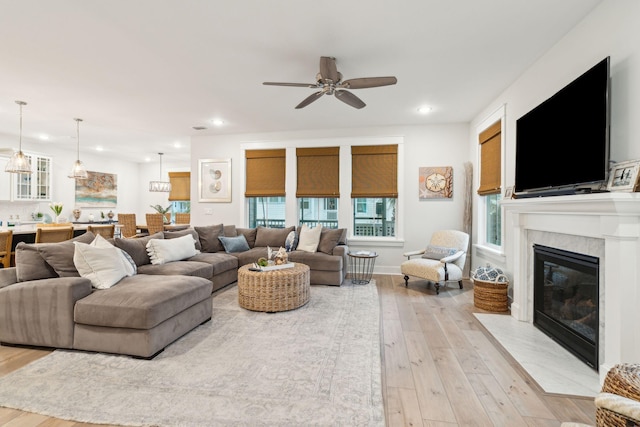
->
[5, 100, 33, 174]
[149, 152, 172, 192]
[68, 118, 89, 179]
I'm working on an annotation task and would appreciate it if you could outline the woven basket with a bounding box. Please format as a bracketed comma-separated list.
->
[473, 274, 509, 312]
[596, 364, 640, 427]
[237, 263, 310, 312]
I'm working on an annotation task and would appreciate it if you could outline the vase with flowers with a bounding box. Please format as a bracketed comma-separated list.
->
[49, 202, 64, 223]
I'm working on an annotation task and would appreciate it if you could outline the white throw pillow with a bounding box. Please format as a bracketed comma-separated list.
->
[91, 234, 136, 276]
[296, 224, 322, 253]
[73, 242, 129, 289]
[146, 234, 199, 265]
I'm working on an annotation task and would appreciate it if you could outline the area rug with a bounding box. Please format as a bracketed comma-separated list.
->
[0, 282, 384, 426]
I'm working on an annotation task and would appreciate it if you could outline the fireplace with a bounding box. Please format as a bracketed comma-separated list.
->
[533, 245, 599, 369]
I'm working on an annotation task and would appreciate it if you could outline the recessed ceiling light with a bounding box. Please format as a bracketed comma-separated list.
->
[39, 134, 49, 140]
[211, 119, 224, 127]
[174, 141, 181, 148]
[96, 146, 104, 152]
[417, 106, 432, 114]
[144, 157, 151, 162]
[193, 126, 207, 130]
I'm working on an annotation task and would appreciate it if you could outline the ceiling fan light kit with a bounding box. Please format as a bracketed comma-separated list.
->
[263, 56, 397, 109]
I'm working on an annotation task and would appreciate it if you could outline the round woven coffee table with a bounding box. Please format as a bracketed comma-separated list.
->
[237, 263, 310, 312]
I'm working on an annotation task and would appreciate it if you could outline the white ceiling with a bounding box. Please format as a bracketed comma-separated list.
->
[0, 0, 602, 163]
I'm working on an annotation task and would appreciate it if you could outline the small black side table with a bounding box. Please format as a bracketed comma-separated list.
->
[347, 251, 378, 284]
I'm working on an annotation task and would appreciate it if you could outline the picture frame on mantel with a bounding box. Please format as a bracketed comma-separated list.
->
[607, 159, 640, 192]
[199, 159, 231, 202]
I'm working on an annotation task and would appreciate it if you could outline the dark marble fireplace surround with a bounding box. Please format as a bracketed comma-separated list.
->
[502, 193, 640, 383]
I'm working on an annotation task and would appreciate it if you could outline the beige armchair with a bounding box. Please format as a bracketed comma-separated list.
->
[401, 229, 469, 295]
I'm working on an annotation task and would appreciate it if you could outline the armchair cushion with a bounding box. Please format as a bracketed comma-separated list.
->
[422, 245, 458, 260]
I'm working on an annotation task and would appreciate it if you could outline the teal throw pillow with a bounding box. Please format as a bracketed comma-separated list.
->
[218, 235, 250, 253]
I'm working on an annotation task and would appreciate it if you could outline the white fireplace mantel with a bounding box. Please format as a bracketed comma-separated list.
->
[502, 192, 640, 379]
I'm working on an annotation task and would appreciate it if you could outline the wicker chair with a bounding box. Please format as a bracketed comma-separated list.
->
[118, 213, 139, 238]
[175, 213, 190, 225]
[594, 364, 640, 426]
[35, 225, 74, 243]
[145, 213, 165, 235]
[87, 224, 116, 239]
[0, 230, 13, 268]
[401, 230, 469, 295]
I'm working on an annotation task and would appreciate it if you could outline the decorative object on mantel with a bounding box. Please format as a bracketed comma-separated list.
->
[72, 209, 81, 221]
[75, 171, 117, 207]
[68, 118, 89, 179]
[149, 152, 172, 192]
[419, 166, 453, 199]
[607, 159, 640, 192]
[5, 100, 32, 174]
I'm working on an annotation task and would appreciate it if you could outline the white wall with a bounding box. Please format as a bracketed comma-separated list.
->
[191, 124, 469, 274]
[470, 0, 640, 274]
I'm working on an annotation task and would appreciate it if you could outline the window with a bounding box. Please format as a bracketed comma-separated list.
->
[245, 149, 286, 227]
[351, 145, 398, 237]
[248, 197, 286, 228]
[478, 119, 502, 247]
[298, 197, 338, 229]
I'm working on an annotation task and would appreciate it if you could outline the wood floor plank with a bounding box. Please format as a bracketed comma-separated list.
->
[467, 372, 530, 426]
[434, 311, 491, 376]
[541, 395, 595, 425]
[386, 386, 424, 427]
[404, 330, 457, 423]
[382, 317, 415, 389]
[430, 347, 494, 426]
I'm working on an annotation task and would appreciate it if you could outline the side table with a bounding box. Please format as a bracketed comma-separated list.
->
[347, 251, 378, 284]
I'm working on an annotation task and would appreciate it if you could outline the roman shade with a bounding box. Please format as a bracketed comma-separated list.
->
[168, 172, 190, 201]
[296, 147, 339, 197]
[245, 149, 286, 197]
[351, 144, 398, 198]
[477, 120, 502, 196]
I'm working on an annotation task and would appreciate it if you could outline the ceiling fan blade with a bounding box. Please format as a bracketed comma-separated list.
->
[335, 90, 366, 109]
[295, 91, 325, 109]
[319, 56, 339, 83]
[340, 76, 398, 89]
[263, 82, 316, 88]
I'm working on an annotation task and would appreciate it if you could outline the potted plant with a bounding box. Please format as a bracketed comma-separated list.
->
[150, 204, 171, 223]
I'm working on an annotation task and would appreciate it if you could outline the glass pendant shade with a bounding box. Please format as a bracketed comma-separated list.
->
[149, 152, 171, 192]
[69, 118, 89, 179]
[5, 100, 33, 174]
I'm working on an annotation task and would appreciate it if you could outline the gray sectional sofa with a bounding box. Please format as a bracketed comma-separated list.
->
[0, 224, 348, 358]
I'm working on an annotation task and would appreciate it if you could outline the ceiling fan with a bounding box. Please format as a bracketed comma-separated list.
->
[263, 56, 397, 109]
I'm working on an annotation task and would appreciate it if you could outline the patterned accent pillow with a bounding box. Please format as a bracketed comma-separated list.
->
[284, 230, 298, 252]
[421, 245, 457, 260]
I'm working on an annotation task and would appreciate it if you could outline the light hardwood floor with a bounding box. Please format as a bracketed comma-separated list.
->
[0, 274, 597, 426]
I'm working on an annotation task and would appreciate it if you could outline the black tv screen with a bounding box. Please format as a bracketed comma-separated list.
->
[515, 57, 610, 195]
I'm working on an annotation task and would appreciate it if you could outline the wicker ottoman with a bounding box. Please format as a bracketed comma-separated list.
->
[237, 263, 310, 312]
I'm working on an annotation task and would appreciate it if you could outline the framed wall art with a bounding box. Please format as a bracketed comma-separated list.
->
[419, 166, 453, 199]
[607, 159, 640, 192]
[199, 158, 231, 202]
[75, 171, 117, 207]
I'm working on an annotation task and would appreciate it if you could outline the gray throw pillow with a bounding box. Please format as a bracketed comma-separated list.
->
[218, 235, 250, 253]
[254, 226, 295, 248]
[236, 228, 257, 248]
[36, 231, 97, 277]
[114, 232, 164, 266]
[15, 242, 57, 282]
[317, 228, 344, 254]
[422, 245, 457, 260]
[194, 224, 225, 253]
[164, 228, 202, 251]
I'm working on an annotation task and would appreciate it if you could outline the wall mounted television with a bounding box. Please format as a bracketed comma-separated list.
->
[514, 56, 610, 197]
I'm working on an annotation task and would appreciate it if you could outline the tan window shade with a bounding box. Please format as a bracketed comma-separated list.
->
[296, 147, 339, 198]
[351, 144, 398, 198]
[245, 149, 286, 197]
[477, 120, 502, 196]
[168, 172, 190, 201]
